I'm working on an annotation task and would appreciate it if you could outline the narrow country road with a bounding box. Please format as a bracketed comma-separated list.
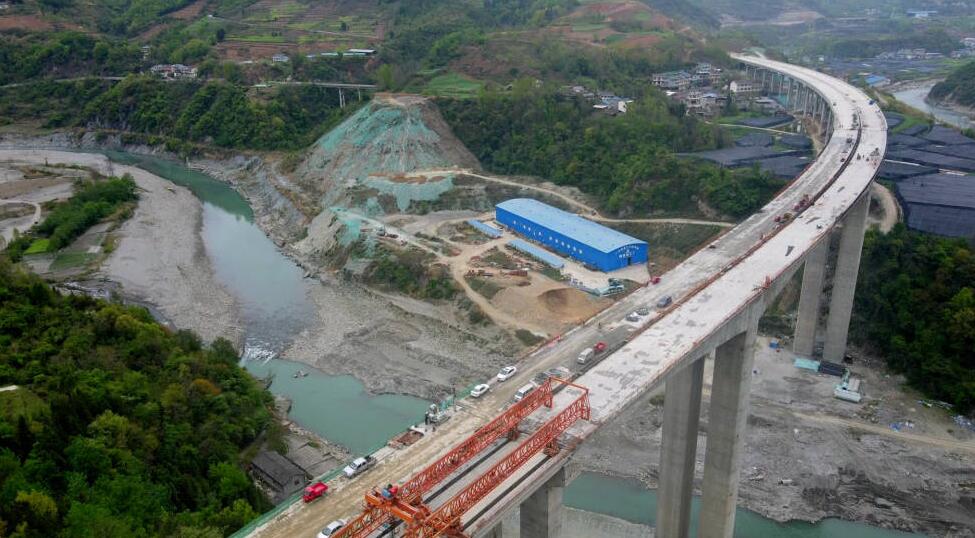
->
[413, 169, 736, 228]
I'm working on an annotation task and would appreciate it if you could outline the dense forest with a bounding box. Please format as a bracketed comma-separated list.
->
[0, 32, 142, 85]
[0, 260, 272, 536]
[439, 87, 782, 218]
[0, 75, 355, 152]
[854, 225, 975, 412]
[929, 59, 975, 108]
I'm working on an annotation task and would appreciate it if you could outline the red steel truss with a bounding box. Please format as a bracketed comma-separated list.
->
[405, 381, 590, 538]
[333, 377, 561, 538]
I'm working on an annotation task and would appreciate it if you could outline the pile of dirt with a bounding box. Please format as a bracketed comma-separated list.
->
[539, 287, 593, 315]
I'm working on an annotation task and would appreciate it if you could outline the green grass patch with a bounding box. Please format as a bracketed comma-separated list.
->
[571, 23, 608, 32]
[423, 73, 484, 99]
[229, 34, 287, 44]
[24, 238, 52, 254]
[49, 252, 95, 271]
[515, 329, 545, 346]
[481, 248, 519, 270]
[540, 266, 564, 282]
[465, 276, 503, 300]
[892, 114, 931, 135]
[609, 222, 723, 258]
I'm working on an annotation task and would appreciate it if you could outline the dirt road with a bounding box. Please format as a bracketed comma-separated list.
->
[869, 182, 899, 233]
[413, 169, 736, 228]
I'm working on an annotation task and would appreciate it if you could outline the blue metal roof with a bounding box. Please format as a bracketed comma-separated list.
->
[496, 199, 646, 254]
[507, 239, 565, 269]
[467, 219, 502, 238]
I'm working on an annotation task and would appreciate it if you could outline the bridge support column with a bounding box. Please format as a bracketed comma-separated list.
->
[794, 239, 828, 357]
[520, 467, 565, 538]
[700, 327, 757, 538]
[823, 193, 869, 362]
[656, 357, 705, 538]
[485, 523, 504, 538]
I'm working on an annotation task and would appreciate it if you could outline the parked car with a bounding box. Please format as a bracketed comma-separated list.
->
[302, 482, 328, 503]
[343, 455, 376, 478]
[625, 312, 640, 322]
[577, 348, 595, 365]
[497, 366, 517, 382]
[656, 295, 673, 309]
[318, 519, 348, 538]
[470, 384, 490, 398]
[593, 341, 608, 354]
[636, 306, 650, 316]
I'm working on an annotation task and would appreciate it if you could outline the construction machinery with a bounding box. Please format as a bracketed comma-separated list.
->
[333, 377, 590, 538]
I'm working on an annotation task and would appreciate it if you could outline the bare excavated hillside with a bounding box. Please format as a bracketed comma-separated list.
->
[282, 94, 481, 262]
[292, 94, 479, 211]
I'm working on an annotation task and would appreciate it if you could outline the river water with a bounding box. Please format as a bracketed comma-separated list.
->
[891, 82, 974, 130]
[565, 473, 925, 538]
[102, 151, 430, 455]
[103, 151, 924, 537]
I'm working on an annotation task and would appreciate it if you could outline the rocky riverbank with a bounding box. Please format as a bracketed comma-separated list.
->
[573, 337, 975, 537]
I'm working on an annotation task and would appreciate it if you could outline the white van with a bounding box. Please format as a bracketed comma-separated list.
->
[513, 383, 536, 402]
[577, 348, 594, 365]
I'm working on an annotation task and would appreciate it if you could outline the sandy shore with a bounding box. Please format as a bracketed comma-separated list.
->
[0, 149, 242, 346]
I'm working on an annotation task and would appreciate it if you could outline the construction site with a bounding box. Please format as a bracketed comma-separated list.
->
[2, 78, 973, 538]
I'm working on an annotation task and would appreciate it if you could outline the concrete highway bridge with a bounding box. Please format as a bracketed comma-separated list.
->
[249, 54, 886, 538]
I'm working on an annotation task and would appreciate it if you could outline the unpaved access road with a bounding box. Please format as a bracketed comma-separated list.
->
[412, 169, 736, 228]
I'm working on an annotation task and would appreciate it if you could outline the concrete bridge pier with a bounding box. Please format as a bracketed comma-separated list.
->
[823, 193, 869, 362]
[655, 357, 706, 538]
[520, 467, 566, 538]
[793, 238, 828, 356]
[699, 324, 759, 538]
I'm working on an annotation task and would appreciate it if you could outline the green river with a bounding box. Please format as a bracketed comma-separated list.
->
[105, 151, 926, 537]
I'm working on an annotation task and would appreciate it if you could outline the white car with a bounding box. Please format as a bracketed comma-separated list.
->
[496, 366, 517, 382]
[318, 519, 347, 538]
[470, 384, 490, 398]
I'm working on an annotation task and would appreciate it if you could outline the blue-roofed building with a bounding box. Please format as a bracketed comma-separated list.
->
[495, 199, 648, 272]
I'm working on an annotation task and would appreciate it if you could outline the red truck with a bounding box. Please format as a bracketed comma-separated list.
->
[302, 482, 328, 503]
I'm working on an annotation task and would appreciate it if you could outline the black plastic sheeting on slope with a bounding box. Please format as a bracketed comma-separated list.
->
[737, 115, 794, 128]
[922, 125, 975, 146]
[898, 124, 930, 137]
[886, 148, 975, 173]
[896, 173, 975, 208]
[887, 134, 930, 148]
[683, 147, 805, 167]
[735, 132, 774, 147]
[738, 155, 811, 179]
[884, 112, 904, 129]
[779, 134, 813, 149]
[903, 204, 975, 238]
[877, 160, 938, 181]
[919, 143, 975, 160]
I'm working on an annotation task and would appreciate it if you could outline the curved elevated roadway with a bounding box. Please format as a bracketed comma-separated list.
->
[249, 55, 886, 538]
[465, 54, 886, 537]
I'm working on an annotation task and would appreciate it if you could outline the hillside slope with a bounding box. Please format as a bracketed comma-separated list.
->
[930, 60, 975, 108]
[281, 94, 479, 260]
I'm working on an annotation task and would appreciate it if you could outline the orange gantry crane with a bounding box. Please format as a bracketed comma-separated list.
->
[333, 377, 590, 538]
